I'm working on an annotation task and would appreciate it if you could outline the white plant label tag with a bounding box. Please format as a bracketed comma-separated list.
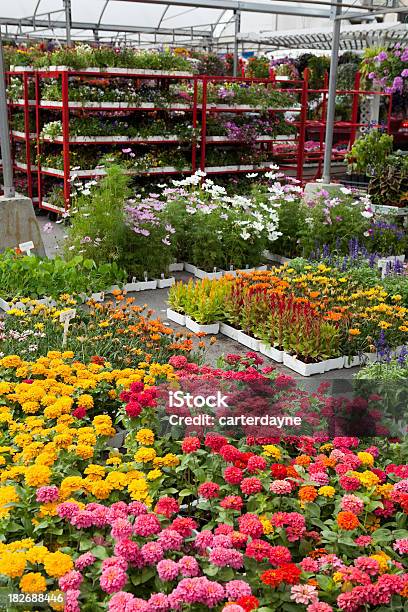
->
[60, 309, 76, 347]
[19, 241, 34, 256]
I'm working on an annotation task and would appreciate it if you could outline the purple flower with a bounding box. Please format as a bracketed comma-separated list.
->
[375, 51, 388, 62]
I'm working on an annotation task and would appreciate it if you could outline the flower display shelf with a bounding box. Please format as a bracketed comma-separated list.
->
[6, 67, 392, 211]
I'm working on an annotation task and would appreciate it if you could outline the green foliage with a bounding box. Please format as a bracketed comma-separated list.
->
[0, 251, 124, 300]
[347, 130, 394, 176]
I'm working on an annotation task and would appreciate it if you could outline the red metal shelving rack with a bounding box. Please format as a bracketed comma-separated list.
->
[5, 66, 393, 213]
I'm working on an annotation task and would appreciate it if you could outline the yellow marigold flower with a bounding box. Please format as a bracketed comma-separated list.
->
[76, 394, 94, 408]
[92, 415, 115, 436]
[105, 471, 127, 490]
[54, 433, 74, 449]
[357, 452, 374, 467]
[106, 456, 122, 466]
[376, 483, 393, 499]
[0, 485, 19, 518]
[62, 351, 74, 359]
[24, 465, 51, 488]
[370, 552, 390, 574]
[134, 447, 157, 463]
[90, 480, 113, 500]
[0, 551, 26, 577]
[333, 572, 343, 583]
[319, 443, 333, 453]
[84, 464, 105, 480]
[38, 502, 58, 517]
[0, 355, 23, 368]
[75, 444, 94, 460]
[318, 486, 336, 498]
[128, 478, 149, 501]
[0, 382, 12, 394]
[160, 453, 180, 468]
[136, 428, 155, 446]
[25, 546, 49, 565]
[353, 470, 380, 488]
[260, 517, 273, 535]
[44, 551, 73, 578]
[262, 445, 282, 459]
[19, 572, 47, 593]
[147, 469, 162, 480]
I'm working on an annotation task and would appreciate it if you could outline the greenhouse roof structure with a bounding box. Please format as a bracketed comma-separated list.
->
[1, 1, 407, 47]
[238, 20, 408, 52]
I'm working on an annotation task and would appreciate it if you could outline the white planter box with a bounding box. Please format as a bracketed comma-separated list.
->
[168, 262, 184, 272]
[263, 251, 292, 264]
[166, 308, 186, 326]
[184, 263, 197, 274]
[90, 292, 105, 302]
[185, 317, 219, 335]
[194, 268, 224, 280]
[259, 343, 284, 363]
[275, 134, 296, 141]
[135, 280, 158, 291]
[344, 355, 361, 369]
[124, 282, 139, 292]
[219, 322, 243, 342]
[363, 352, 378, 364]
[283, 354, 325, 376]
[0, 298, 10, 312]
[157, 277, 175, 288]
[235, 331, 260, 352]
[323, 356, 345, 372]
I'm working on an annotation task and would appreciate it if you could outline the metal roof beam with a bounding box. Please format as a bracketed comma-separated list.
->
[0, 17, 211, 38]
[114, 0, 332, 19]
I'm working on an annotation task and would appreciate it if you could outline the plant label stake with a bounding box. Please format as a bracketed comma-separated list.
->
[60, 308, 76, 347]
[144, 271, 148, 282]
[19, 241, 34, 256]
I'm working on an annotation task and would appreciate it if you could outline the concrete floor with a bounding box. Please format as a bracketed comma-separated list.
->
[35, 214, 358, 388]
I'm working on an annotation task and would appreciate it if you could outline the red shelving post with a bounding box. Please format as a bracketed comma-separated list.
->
[349, 71, 361, 147]
[296, 69, 309, 183]
[192, 77, 198, 173]
[200, 77, 208, 172]
[22, 72, 33, 199]
[61, 70, 71, 211]
[34, 72, 43, 209]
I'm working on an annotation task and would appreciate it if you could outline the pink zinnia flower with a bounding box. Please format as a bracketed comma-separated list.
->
[111, 518, 133, 541]
[341, 494, 364, 515]
[100, 566, 127, 594]
[209, 547, 243, 569]
[291, 584, 318, 605]
[133, 513, 161, 537]
[307, 603, 333, 612]
[141, 541, 164, 565]
[225, 579, 252, 600]
[148, 593, 170, 611]
[59, 570, 83, 592]
[157, 559, 179, 581]
[64, 589, 80, 612]
[158, 528, 184, 551]
[240, 477, 262, 495]
[270, 480, 292, 494]
[75, 552, 96, 570]
[36, 485, 59, 503]
[178, 556, 200, 577]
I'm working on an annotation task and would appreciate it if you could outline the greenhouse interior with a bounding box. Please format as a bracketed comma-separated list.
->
[3, 1, 408, 611]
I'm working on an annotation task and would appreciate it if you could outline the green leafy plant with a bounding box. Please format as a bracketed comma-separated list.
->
[346, 129, 394, 176]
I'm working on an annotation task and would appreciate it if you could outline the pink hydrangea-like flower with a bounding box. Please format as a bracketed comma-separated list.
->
[59, 570, 83, 592]
[157, 528, 184, 551]
[157, 559, 179, 581]
[246, 455, 267, 473]
[238, 513, 263, 538]
[224, 466, 243, 485]
[170, 517, 197, 537]
[310, 472, 329, 486]
[225, 579, 252, 600]
[154, 497, 179, 518]
[102, 557, 128, 571]
[198, 482, 220, 499]
[57, 502, 80, 519]
[127, 501, 148, 516]
[212, 534, 232, 548]
[220, 495, 243, 510]
[223, 606, 245, 612]
[148, 593, 170, 611]
[270, 480, 292, 494]
[74, 552, 96, 570]
[64, 589, 80, 612]
[354, 557, 379, 576]
[111, 518, 133, 541]
[341, 495, 364, 515]
[269, 545, 292, 567]
[178, 556, 200, 577]
[394, 537, 408, 554]
[195, 530, 214, 550]
[106, 502, 129, 522]
[100, 566, 127, 594]
[141, 541, 164, 565]
[307, 603, 333, 612]
[291, 584, 318, 605]
[209, 547, 243, 569]
[36, 485, 59, 503]
[240, 477, 262, 495]
[300, 557, 319, 572]
[114, 540, 143, 567]
[133, 513, 161, 537]
[355, 535, 372, 547]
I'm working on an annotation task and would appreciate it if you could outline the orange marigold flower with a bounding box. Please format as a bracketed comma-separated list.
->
[295, 455, 311, 466]
[298, 486, 317, 502]
[337, 511, 359, 530]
